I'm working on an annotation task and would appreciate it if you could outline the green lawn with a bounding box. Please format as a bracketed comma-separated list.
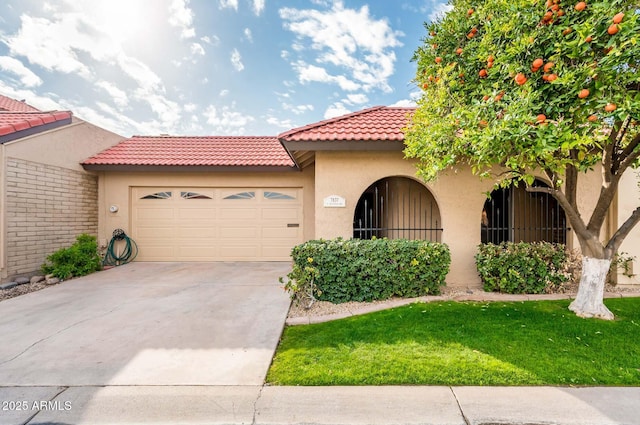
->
[267, 298, 640, 386]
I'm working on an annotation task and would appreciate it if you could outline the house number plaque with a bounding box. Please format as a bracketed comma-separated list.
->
[323, 195, 346, 208]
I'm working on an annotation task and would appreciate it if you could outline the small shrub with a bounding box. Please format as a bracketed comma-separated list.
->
[41, 234, 102, 279]
[475, 242, 570, 294]
[281, 238, 451, 304]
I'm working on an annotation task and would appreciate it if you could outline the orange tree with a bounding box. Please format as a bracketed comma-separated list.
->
[405, 0, 639, 319]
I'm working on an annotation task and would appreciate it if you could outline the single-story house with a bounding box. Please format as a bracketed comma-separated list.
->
[0, 95, 123, 281]
[83, 106, 640, 287]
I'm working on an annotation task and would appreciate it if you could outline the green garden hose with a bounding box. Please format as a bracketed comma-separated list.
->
[103, 229, 138, 266]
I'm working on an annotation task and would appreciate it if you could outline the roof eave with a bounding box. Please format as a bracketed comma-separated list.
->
[0, 117, 73, 144]
[280, 139, 405, 152]
[81, 164, 301, 173]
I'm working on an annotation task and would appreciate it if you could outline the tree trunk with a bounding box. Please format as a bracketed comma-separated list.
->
[568, 257, 614, 320]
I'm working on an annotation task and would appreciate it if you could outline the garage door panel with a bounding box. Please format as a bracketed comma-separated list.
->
[178, 208, 217, 219]
[136, 208, 176, 220]
[180, 227, 218, 238]
[132, 187, 302, 261]
[261, 208, 299, 220]
[219, 208, 258, 219]
[219, 226, 258, 239]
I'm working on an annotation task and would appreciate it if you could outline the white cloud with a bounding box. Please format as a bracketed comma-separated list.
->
[0, 56, 42, 87]
[201, 35, 220, 46]
[243, 28, 253, 43]
[293, 61, 360, 91]
[266, 115, 295, 129]
[345, 93, 368, 105]
[280, 2, 403, 93]
[0, 81, 61, 111]
[429, 3, 453, 22]
[203, 103, 254, 135]
[168, 0, 196, 39]
[230, 48, 244, 71]
[190, 42, 205, 56]
[390, 98, 417, 107]
[219, 0, 239, 11]
[184, 102, 197, 112]
[219, 89, 230, 97]
[96, 80, 129, 108]
[252, 0, 266, 16]
[324, 102, 351, 119]
[282, 103, 314, 115]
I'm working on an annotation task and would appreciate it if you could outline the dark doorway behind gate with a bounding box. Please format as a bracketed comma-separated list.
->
[481, 179, 568, 244]
[353, 177, 443, 241]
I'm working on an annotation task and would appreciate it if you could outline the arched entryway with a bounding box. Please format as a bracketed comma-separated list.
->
[353, 177, 442, 241]
[481, 179, 568, 244]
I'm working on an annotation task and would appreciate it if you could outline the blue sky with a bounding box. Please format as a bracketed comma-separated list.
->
[0, 0, 450, 137]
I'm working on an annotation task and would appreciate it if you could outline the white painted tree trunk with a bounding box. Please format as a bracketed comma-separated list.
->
[568, 257, 614, 320]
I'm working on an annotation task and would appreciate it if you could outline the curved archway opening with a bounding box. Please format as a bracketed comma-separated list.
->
[353, 177, 442, 241]
[481, 179, 568, 244]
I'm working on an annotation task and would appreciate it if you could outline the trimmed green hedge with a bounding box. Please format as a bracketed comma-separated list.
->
[282, 238, 451, 304]
[475, 242, 570, 294]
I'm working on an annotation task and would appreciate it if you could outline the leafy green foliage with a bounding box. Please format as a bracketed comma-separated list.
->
[476, 242, 570, 293]
[405, 0, 639, 183]
[41, 234, 102, 279]
[281, 238, 451, 303]
[268, 298, 640, 386]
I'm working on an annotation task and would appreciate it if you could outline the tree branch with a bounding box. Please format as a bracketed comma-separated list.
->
[615, 132, 640, 177]
[606, 206, 640, 257]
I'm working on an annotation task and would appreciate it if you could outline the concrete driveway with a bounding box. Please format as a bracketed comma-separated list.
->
[0, 262, 292, 386]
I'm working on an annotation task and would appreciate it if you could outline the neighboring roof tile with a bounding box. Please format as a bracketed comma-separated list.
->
[0, 111, 73, 142]
[278, 106, 415, 142]
[0, 95, 40, 112]
[82, 136, 295, 167]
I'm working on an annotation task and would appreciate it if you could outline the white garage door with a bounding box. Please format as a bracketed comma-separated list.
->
[131, 187, 303, 261]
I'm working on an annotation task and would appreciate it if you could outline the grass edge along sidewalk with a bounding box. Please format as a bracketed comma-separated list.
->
[268, 298, 640, 386]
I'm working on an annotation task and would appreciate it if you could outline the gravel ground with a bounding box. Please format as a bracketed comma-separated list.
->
[287, 283, 640, 319]
[0, 279, 62, 302]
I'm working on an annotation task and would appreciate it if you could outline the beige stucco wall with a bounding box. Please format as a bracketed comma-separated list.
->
[616, 170, 640, 285]
[0, 118, 122, 281]
[313, 150, 613, 289]
[314, 150, 496, 288]
[96, 166, 315, 250]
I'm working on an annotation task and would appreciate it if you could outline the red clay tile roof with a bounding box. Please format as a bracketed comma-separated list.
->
[278, 106, 415, 142]
[0, 111, 73, 142]
[0, 94, 40, 112]
[83, 136, 296, 167]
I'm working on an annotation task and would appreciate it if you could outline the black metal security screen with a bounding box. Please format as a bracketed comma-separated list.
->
[481, 181, 568, 244]
[353, 177, 443, 241]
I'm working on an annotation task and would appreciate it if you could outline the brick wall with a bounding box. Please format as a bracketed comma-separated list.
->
[5, 157, 98, 278]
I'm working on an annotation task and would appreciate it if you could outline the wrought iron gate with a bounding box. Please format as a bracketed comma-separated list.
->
[353, 177, 443, 241]
[481, 180, 568, 244]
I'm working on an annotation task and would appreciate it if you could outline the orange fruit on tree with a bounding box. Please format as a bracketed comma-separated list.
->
[588, 115, 598, 122]
[551, 4, 559, 11]
[479, 120, 488, 127]
[487, 55, 494, 62]
[467, 32, 475, 39]
[456, 47, 463, 55]
[435, 57, 442, 63]
[607, 24, 619, 35]
[575, 2, 586, 11]
[557, 9, 565, 16]
[423, 83, 428, 89]
[612, 12, 624, 24]
[495, 92, 504, 101]
[479, 69, 488, 78]
[585, 35, 593, 42]
[532, 58, 544, 69]
[514, 73, 527, 85]
[547, 73, 558, 81]
[578, 89, 590, 99]
[543, 62, 554, 73]
[468, 8, 474, 15]
[483, 95, 490, 101]
[563, 27, 573, 35]
[543, 11, 554, 21]
[536, 114, 547, 123]
[604, 103, 617, 112]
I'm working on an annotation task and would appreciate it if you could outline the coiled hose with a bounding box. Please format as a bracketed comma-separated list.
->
[103, 229, 138, 266]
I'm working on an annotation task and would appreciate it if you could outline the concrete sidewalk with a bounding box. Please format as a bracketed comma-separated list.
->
[2, 385, 638, 425]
